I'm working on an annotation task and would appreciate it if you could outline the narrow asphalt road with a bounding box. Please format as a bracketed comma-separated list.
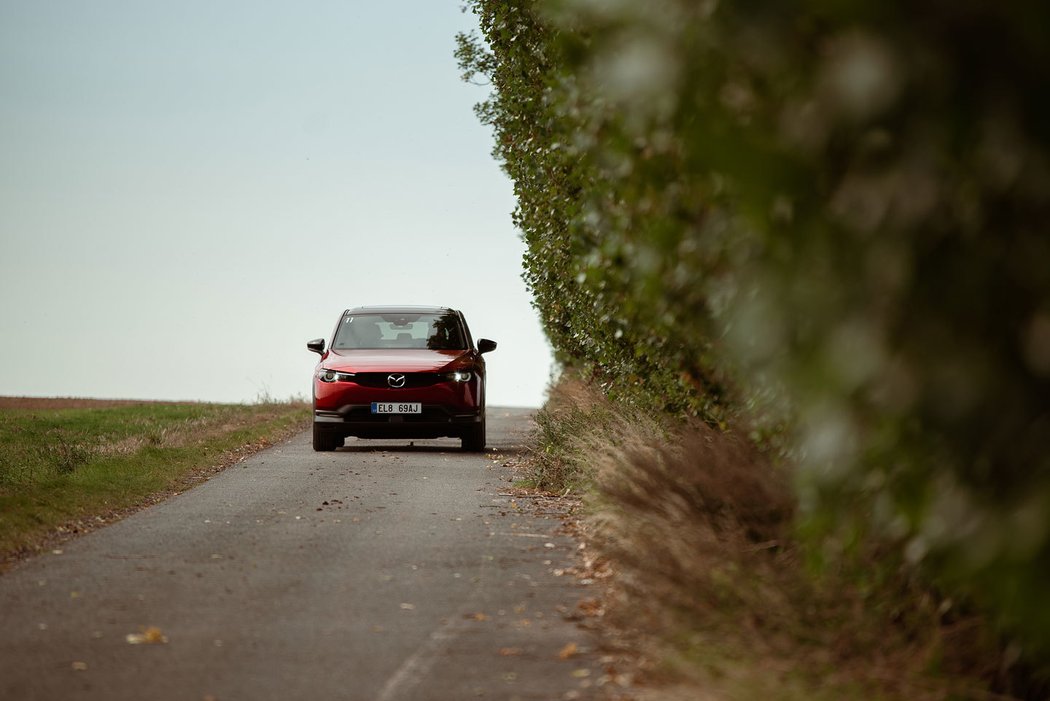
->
[0, 408, 606, 700]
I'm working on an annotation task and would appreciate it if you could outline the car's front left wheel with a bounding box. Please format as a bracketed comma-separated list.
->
[312, 424, 342, 452]
[461, 415, 486, 452]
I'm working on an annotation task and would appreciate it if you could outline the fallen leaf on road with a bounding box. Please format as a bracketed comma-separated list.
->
[499, 647, 523, 656]
[577, 598, 604, 617]
[571, 668, 591, 678]
[465, 612, 489, 621]
[558, 642, 579, 660]
[71, 661, 88, 671]
[126, 626, 168, 645]
[399, 603, 415, 610]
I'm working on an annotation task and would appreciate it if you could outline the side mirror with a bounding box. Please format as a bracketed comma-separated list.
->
[477, 338, 497, 354]
[307, 338, 326, 355]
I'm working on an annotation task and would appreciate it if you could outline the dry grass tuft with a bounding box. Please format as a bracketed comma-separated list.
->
[537, 377, 1012, 700]
[587, 412, 794, 624]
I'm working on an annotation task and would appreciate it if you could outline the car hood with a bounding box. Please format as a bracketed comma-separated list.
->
[322, 348, 471, 373]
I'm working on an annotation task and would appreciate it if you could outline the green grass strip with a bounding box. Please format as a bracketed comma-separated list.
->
[0, 401, 309, 559]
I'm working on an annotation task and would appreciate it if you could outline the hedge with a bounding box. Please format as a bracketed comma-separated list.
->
[457, 0, 1050, 654]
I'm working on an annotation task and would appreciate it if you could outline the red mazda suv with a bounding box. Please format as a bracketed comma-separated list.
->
[307, 306, 497, 452]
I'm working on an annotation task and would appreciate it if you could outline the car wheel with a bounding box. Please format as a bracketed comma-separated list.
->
[312, 424, 341, 452]
[461, 415, 486, 452]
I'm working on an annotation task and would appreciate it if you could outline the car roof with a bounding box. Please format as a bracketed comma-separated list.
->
[344, 305, 455, 315]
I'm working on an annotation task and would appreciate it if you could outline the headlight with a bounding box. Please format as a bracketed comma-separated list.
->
[317, 369, 355, 383]
[446, 370, 473, 383]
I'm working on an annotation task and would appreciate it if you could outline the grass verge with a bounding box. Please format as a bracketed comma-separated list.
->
[0, 398, 309, 567]
[529, 376, 1023, 700]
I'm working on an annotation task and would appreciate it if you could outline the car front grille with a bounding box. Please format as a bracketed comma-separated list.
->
[352, 373, 444, 389]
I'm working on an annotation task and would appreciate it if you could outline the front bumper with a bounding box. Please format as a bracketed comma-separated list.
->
[314, 404, 482, 440]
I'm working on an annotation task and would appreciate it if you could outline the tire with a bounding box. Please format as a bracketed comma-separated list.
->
[312, 424, 341, 452]
[461, 415, 486, 452]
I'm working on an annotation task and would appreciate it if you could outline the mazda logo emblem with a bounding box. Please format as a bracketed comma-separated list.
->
[387, 373, 406, 388]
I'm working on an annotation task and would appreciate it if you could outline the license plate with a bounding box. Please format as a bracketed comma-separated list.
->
[371, 402, 422, 414]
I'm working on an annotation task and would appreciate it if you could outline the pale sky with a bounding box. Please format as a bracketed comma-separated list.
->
[0, 1, 553, 407]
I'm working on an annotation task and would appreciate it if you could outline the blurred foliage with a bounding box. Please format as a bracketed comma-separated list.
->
[458, 0, 1050, 657]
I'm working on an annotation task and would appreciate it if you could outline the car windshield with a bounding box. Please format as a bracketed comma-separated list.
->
[332, 312, 468, 351]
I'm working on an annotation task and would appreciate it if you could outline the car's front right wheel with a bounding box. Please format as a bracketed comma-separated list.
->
[312, 424, 342, 452]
